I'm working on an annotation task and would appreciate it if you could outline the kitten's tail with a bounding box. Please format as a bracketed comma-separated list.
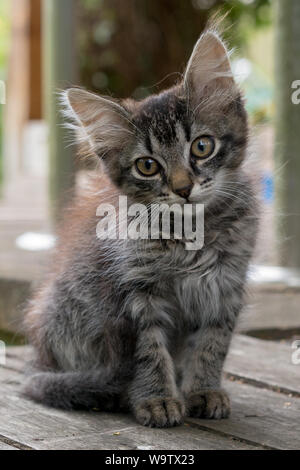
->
[22, 368, 128, 411]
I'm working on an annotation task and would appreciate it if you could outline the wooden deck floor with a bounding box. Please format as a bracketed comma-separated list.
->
[1, 334, 299, 450]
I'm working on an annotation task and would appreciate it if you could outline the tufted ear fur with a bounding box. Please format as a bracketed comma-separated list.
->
[62, 88, 133, 157]
[184, 31, 235, 101]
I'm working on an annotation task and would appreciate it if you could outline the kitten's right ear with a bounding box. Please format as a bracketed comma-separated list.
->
[184, 31, 235, 99]
[62, 88, 132, 156]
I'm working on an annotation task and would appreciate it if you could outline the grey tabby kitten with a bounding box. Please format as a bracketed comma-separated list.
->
[23, 30, 259, 427]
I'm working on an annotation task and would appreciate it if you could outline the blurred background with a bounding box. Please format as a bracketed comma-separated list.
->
[0, 0, 299, 343]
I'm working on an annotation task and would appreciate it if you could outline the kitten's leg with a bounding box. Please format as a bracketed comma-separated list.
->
[179, 249, 252, 419]
[128, 299, 184, 427]
[179, 326, 232, 419]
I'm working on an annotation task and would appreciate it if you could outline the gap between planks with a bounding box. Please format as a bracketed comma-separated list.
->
[184, 420, 276, 450]
[0, 434, 34, 451]
[224, 373, 300, 398]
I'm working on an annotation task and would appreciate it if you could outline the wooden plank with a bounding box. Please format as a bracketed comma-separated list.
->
[0, 379, 257, 450]
[0, 367, 23, 385]
[0, 346, 31, 373]
[5, 336, 300, 396]
[5, 346, 32, 362]
[239, 266, 300, 332]
[240, 290, 300, 332]
[4, 346, 30, 358]
[1, 337, 299, 450]
[249, 265, 300, 289]
[35, 425, 260, 451]
[188, 379, 300, 450]
[0, 376, 267, 450]
[0, 359, 260, 450]
[225, 335, 300, 396]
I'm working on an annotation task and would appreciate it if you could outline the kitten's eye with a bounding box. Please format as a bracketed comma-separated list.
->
[191, 136, 215, 159]
[135, 157, 160, 176]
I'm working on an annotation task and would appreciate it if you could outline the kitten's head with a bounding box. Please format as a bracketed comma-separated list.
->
[64, 31, 248, 207]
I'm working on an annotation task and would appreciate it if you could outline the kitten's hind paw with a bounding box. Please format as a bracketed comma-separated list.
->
[187, 389, 230, 419]
[134, 397, 185, 428]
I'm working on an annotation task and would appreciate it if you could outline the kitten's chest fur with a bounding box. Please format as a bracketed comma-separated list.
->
[121, 211, 253, 331]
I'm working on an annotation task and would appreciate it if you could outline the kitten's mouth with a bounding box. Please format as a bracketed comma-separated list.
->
[158, 181, 214, 204]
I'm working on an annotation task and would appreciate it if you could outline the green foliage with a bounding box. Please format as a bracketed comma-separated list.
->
[216, 0, 272, 50]
[225, 0, 272, 28]
[0, 329, 26, 347]
[0, 0, 10, 79]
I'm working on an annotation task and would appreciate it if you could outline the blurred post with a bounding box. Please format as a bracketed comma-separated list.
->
[4, 0, 30, 185]
[43, 0, 77, 224]
[274, 0, 300, 268]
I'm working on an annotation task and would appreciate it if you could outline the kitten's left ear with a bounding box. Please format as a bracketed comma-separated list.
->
[62, 88, 132, 157]
[184, 31, 235, 95]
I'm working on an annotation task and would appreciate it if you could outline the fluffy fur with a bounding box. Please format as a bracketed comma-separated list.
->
[23, 30, 259, 427]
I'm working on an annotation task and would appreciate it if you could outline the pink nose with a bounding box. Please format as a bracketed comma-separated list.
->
[175, 184, 193, 199]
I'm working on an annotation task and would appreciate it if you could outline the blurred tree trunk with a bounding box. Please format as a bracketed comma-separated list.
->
[274, 0, 300, 268]
[29, 0, 42, 120]
[78, 0, 210, 98]
[43, 0, 77, 224]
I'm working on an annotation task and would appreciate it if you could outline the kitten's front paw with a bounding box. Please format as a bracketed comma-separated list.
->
[134, 397, 185, 428]
[187, 389, 230, 419]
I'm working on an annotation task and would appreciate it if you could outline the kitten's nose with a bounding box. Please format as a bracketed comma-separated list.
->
[175, 184, 193, 200]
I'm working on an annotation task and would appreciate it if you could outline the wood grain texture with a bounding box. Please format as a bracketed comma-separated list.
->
[225, 335, 300, 396]
[1, 335, 299, 450]
[0, 378, 256, 450]
[188, 380, 300, 450]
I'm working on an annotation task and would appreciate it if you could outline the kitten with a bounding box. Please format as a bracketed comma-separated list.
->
[23, 30, 259, 427]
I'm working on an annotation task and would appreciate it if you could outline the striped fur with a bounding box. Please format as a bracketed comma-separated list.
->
[23, 31, 259, 427]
